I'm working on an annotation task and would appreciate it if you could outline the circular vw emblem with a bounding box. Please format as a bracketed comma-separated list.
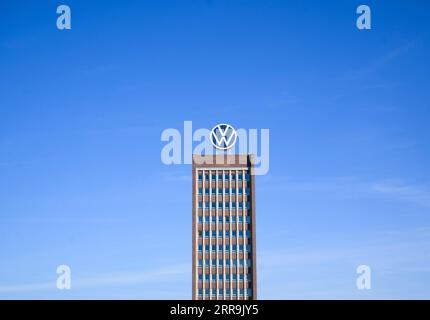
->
[210, 123, 238, 150]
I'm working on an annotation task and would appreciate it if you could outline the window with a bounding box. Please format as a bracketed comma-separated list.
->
[233, 260, 237, 266]
[205, 274, 210, 280]
[219, 274, 223, 281]
[198, 188, 203, 195]
[198, 274, 203, 280]
[218, 244, 222, 251]
[218, 202, 222, 209]
[239, 230, 244, 237]
[219, 289, 223, 295]
[246, 230, 251, 237]
[218, 216, 222, 222]
[212, 188, 216, 195]
[232, 216, 236, 223]
[205, 188, 209, 195]
[198, 231, 202, 237]
[205, 216, 210, 223]
[211, 174, 216, 180]
[205, 174, 209, 180]
[245, 187, 250, 195]
[225, 174, 229, 179]
[225, 188, 229, 194]
[212, 216, 216, 222]
[239, 274, 244, 281]
[225, 274, 230, 282]
[232, 244, 237, 252]
[246, 259, 251, 266]
[204, 231, 209, 238]
[246, 244, 251, 252]
[226, 289, 231, 295]
[232, 188, 236, 194]
[225, 216, 230, 223]
[205, 245, 209, 251]
[238, 188, 243, 195]
[211, 245, 216, 251]
[198, 202, 203, 209]
[232, 230, 237, 237]
[226, 260, 230, 266]
[238, 174, 243, 180]
[225, 202, 229, 209]
[233, 289, 237, 296]
[218, 230, 222, 238]
[246, 216, 251, 223]
[205, 289, 210, 295]
[232, 174, 236, 180]
[212, 260, 216, 267]
[238, 216, 243, 223]
[245, 174, 250, 181]
[225, 230, 230, 237]
[212, 274, 216, 280]
[204, 202, 209, 209]
[246, 202, 251, 209]
[198, 174, 203, 181]
[205, 259, 209, 266]
[238, 202, 243, 209]
[232, 202, 236, 209]
[218, 174, 222, 180]
[212, 289, 216, 295]
[226, 244, 230, 251]
[218, 259, 223, 265]
[198, 216, 203, 223]
[239, 259, 244, 266]
[218, 188, 222, 194]
[212, 231, 216, 237]
[198, 260, 202, 267]
[240, 289, 244, 296]
[198, 245, 202, 252]
[198, 288, 203, 295]
[239, 244, 244, 252]
[247, 289, 252, 296]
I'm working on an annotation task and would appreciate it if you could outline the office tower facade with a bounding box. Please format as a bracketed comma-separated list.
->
[192, 154, 257, 300]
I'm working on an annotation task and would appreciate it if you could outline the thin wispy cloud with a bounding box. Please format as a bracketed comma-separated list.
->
[0, 264, 189, 294]
[339, 40, 417, 82]
[260, 175, 430, 208]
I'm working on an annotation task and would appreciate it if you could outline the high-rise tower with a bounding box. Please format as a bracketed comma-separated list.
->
[192, 154, 257, 300]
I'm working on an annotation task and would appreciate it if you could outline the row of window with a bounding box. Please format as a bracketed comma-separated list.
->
[198, 288, 252, 296]
[198, 174, 250, 181]
[198, 188, 250, 195]
[198, 259, 252, 267]
[198, 216, 251, 224]
[198, 273, 249, 281]
[198, 202, 250, 209]
[198, 244, 251, 252]
[198, 230, 251, 238]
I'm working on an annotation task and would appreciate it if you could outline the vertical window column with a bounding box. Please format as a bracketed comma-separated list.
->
[242, 169, 247, 300]
[195, 169, 199, 299]
[236, 169, 240, 299]
[228, 170, 233, 300]
[222, 169, 226, 300]
[202, 170, 206, 300]
[215, 170, 219, 299]
[208, 170, 212, 299]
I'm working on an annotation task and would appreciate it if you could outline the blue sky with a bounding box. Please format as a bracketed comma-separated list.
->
[1, 0, 430, 299]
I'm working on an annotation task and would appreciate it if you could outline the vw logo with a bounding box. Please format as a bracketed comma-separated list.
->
[210, 123, 238, 150]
